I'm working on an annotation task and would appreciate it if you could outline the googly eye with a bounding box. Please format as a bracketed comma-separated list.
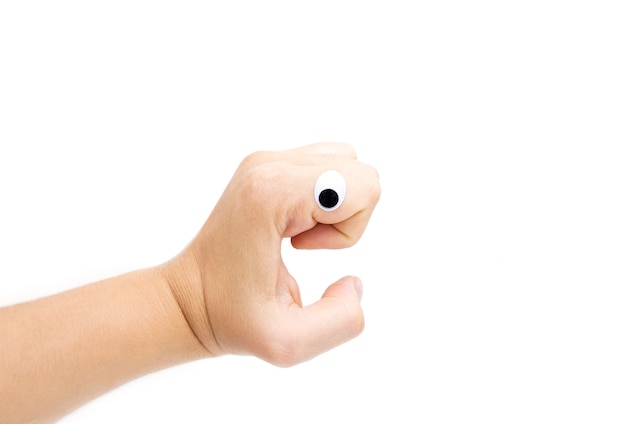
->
[314, 170, 346, 211]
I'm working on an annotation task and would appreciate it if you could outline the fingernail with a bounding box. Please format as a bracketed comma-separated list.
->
[353, 276, 363, 301]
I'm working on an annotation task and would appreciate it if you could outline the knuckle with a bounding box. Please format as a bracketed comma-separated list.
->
[338, 142, 357, 158]
[239, 150, 273, 170]
[238, 162, 288, 205]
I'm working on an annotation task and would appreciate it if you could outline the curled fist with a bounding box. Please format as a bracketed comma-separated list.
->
[165, 143, 381, 367]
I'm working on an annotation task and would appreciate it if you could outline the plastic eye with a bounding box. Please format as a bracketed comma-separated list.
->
[314, 170, 346, 211]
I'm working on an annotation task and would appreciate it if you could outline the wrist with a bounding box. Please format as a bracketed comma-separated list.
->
[157, 251, 225, 358]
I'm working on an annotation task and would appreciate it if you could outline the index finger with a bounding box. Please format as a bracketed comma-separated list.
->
[283, 149, 380, 249]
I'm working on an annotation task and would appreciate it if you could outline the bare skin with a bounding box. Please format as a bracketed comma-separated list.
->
[0, 143, 381, 423]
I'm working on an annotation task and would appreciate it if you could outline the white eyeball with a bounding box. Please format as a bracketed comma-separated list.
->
[314, 170, 346, 211]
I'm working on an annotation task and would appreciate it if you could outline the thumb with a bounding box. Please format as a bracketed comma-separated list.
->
[267, 276, 365, 367]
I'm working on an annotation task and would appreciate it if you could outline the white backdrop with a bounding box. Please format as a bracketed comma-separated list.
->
[1, 1, 625, 423]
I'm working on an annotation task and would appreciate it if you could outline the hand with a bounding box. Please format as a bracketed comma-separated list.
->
[164, 143, 381, 366]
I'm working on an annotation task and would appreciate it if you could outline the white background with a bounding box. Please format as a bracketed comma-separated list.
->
[1, 1, 625, 423]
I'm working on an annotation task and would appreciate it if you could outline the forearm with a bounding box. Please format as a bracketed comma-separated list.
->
[0, 265, 209, 424]
[0, 142, 379, 422]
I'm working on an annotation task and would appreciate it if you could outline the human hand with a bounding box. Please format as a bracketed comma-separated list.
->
[164, 143, 380, 366]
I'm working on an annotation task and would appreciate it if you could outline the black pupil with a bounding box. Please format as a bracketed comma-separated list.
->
[319, 189, 339, 209]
